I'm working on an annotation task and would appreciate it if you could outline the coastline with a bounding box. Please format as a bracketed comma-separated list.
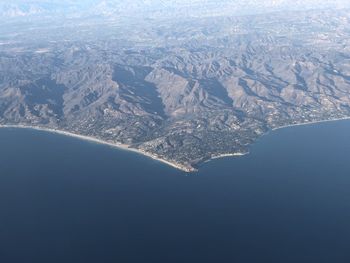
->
[1, 116, 350, 173]
[271, 116, 350, 132]
[0, 124, 195, 173]
[210, 152, 247, 160]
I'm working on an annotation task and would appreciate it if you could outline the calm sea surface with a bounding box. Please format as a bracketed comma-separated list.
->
[1, 121, 350, 263]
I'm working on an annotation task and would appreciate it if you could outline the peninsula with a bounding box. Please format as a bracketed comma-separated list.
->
[1, 1, 350, 172]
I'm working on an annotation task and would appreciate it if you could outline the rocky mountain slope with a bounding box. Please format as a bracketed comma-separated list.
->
[1, 5, 350, 171]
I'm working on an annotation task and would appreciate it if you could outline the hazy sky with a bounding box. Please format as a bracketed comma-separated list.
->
[0, 0, 349, 19]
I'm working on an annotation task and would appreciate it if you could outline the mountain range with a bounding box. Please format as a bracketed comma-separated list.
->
[1, 2, 350, 171]
[1, 0, 350, 19]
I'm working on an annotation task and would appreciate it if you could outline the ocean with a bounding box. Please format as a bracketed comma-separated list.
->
[1, 120, 350, 263]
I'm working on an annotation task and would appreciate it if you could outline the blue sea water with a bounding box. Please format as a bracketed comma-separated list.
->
[1, 120, 350, 263]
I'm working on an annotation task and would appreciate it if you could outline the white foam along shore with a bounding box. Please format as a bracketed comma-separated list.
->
[1, 117, 350, 173]
[0, 124, 195, 173]
[271, 116, 350, 132]
[211, 152, 247, 160]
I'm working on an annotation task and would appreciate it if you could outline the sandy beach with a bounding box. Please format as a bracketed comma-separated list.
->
[0, 124, 195, 173]
[271, 116, 350, 132]
[210, 152, 247, 160]
[1, 117, 350, 173]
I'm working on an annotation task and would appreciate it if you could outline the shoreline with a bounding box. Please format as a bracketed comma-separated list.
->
[0, 124, 195, 173]
[1, 116, 350, 173]
[271, 116, 350, 132]
[210, 152, 247, 160]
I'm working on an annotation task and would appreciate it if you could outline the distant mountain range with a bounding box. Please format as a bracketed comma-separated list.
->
[1, 0, 349, 19]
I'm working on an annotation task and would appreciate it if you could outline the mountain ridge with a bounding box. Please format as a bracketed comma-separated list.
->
[1, 7, 350, 171]
[1, 0, 350, 19]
